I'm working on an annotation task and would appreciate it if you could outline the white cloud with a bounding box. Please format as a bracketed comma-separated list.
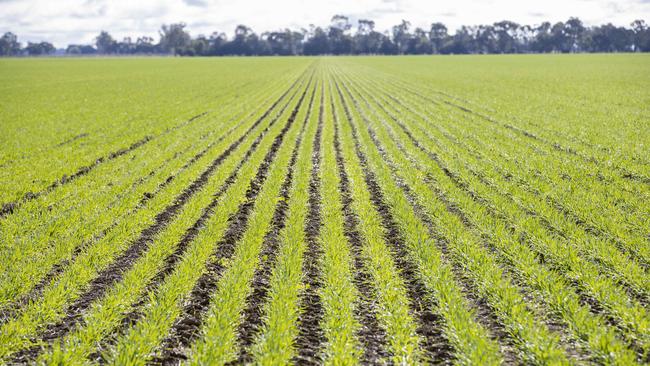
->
[0, 0, 648, 47]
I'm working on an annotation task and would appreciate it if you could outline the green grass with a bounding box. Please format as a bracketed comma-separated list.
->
[0, 55, 648, 365]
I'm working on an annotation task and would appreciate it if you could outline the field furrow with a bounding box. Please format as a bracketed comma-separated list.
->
[0, 68, 312, 363]
[1, 55, 647, 365]
[334, 65, 645, 363]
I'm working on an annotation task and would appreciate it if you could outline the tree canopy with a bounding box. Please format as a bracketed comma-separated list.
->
[2, 16, 649, 57]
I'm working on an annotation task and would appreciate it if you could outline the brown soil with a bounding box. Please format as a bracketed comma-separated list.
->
[0, 133, 152, 218]
[367, 86, 589, 363]
[55, 133, 90, 148]
[331, 93, 390, 364]
[233, 83, 315, 364]
[292, 84, 325, 365]
[1, 118, 233, 327]
[149, 75, 313, 365]
[335, 81, 455, 364]
[7, 74, 312, 364]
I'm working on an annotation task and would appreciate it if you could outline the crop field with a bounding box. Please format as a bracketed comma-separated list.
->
[0, 54, 648, 365]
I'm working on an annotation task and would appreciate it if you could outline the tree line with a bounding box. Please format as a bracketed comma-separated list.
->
[2, 15, 650, 56]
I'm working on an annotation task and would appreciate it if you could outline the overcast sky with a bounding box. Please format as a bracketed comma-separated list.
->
[1, 0, 649, 47]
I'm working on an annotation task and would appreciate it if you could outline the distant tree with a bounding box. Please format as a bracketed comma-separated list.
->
[287, 30, 304, 55]
[207, 32, 227, 55]
[179, 35, 209, 56]
[0, 32, 21, 56]
[493, 21, 520, 53]
[135, 36, 156, 54]
[631, 20, 650, 51]
[220, 25, 260, 55]
[159, 23, 191, 55]
[265, 29, 303, 55]
[354, 19, 374, 54]
[357, 19, 375, 35]
[329, 15, 353, 54]
[475, 25, 497, 54]
[551, 21, 571, 52]
[564, 17, 586, 51]
[392, 20, 411, 54]
[517, 24, 535, 52]
[447, 26, 480, 54]
[378, 32, 398, 54]
[530, 22, 553, 52]
[429, 22, 448, 53]
[48, 16, 650, 57]
[66, 44, 96, 55]
[303, 26, 330, 55]
[95, 31, 116, 54]
[408, 28, 432, 54]
[583, 23, 633, 52]
[25, 41, 55, 55]
[65, 45, 81, 54]
[115, 37, 135, 54]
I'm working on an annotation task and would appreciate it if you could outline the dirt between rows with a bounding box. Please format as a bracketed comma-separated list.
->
[150, 75, 312, 365]
[0, 71, 308, 220]
[0, 133, 153, 218]
[3, 107, 212, 219]
[10, 126, 243, 363]
[7, 72, 312, 364]
[1, 116, 235, 329]
[55, 132, 90, 147]
[361, 81, 596, 363]
[292, 85, 325, 365]
[112, 116, 282, 350]
[358, 83, 529, 364]
[331, 94, 390, 364]
[233, 84, 315, 365]
[336, 81, 455, 364]
[378, 81, 649, 272]
[387, 86, 650, 265]
[3, 73, 309, 329]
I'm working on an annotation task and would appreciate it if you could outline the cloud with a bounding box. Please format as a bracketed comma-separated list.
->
[1, 0, 648, 47]
[183, 0, 209, 7]
[71, 5, 107, 19]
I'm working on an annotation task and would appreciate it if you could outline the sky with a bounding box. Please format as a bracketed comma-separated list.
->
[1, 0, 649, 47]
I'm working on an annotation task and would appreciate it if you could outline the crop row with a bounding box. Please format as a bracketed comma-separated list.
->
[0, 64, 314, 362]
[1, 57, 646, 365]
[328, 61, 647, 363]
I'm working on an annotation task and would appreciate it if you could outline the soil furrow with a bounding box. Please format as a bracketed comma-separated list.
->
[293, 85, 325, 366]
[233, 83, 315, 364]
[377, 87, 640, 354]
[0, 133, 153, 218]
[9, 127, 249, 363]
[148, 76, 312, 365]
[30, 114, 270, 362]
[55, 133, 89, 148]
[114, 78, 313, 341]
[387, 88, 650, 253]
[15, 92, 270, 311]
[355, 84, 541, 363]
[376, 90, 650, 271]
[1, 119, 234, 326]
[359, 83, 585, 362]
[428, 172, 589, 362]
[331, 95, 389, 364]
[398, 84, 608, 168]
[335, 81, 455, 364]
[0, 71, 306, 220]
[7, 76, 310, 364]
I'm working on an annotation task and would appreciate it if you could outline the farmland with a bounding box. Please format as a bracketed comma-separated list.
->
[0, 54, 648, 365]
